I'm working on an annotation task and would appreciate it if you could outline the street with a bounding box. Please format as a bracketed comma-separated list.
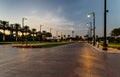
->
[0, 43, 119, 77]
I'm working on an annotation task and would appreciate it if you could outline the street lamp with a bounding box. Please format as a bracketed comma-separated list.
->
[22, 18, 27, 44]
[22, 18, 27, 28]
[87, 12, 96, 46]
[103, 0, 108, 50]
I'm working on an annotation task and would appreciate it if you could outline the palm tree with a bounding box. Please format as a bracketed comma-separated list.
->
[24, 25, 29, 35]
[1, 21, 9, 41]
[31, 28, 36, 41]
[20, 27, 25, 43]
[36, 31, 41, 41]
[42, 31, 52, 41]
[45, 32, 52, 37]
[7, 24, 14, 41]
[0, 20, 2, 30]
[14, 23, 21, 41]
[24, 25, 29, 46]
[9, 24, 14, 36]
[42, 31, 47, 41]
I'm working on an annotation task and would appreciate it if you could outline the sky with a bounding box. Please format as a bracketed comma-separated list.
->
[0, 0, 120, 37]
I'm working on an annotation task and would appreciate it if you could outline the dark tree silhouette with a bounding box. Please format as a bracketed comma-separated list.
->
[31, 28, 36, 41]
[14, 23, 21, 41]
[111, 28, 120, 36]
[1, 21, 9, 41]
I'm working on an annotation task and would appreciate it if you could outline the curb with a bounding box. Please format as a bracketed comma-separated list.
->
[87, 43, 120, 54]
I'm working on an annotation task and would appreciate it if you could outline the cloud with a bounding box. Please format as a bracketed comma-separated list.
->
[27, 11, 74, 29]
[25, 6, 86, 36]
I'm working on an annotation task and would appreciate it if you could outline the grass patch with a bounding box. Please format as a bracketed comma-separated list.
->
[108, 43, 120, 49]
[0, 42, 19, 44]
[33, 43, 70, 48]
[99, 42, 120, 50]
[14, 42, 74, 48]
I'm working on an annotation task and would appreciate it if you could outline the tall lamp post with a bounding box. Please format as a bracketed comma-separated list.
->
[103, 0, 108, 50]
[22, 18, 27, 28]
[87, 12, 96, 46]
[22, 18, 27, 44]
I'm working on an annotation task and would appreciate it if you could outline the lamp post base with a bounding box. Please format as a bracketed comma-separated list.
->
[102, 47, 108, 50]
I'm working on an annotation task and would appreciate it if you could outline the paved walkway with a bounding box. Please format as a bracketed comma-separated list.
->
[88, 43, 120, 54]
[88, 43, 120, 77]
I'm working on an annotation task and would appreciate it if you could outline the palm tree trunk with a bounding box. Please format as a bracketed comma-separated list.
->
[16, 31, 18, 41]
[22, 31, 24, 44]
[33, 33, 34, 41]
[3, 29, 5, 41]
[25, 32, 28, 46]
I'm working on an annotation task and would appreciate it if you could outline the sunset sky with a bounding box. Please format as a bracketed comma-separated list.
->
[0, 0, 120, 36]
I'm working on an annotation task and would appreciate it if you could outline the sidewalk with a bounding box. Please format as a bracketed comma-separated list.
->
[88, 43, 120, 77]
[88, 43, 120, 54]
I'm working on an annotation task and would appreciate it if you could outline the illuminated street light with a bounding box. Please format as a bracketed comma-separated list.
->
[87, 12, 96, 46]
[87, 14, 91, 18]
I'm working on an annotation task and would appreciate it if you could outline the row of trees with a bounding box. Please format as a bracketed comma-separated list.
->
[0, 20, 84, 42]
[109, 28, 120, 43]
[111, 28, 120, 36]
[0, 20, 52, 42]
